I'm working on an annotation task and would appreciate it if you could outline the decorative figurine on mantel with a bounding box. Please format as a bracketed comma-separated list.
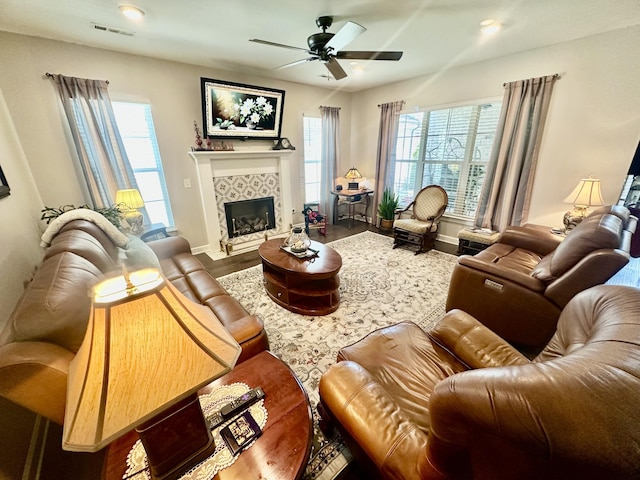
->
[192, 121, 206, 151]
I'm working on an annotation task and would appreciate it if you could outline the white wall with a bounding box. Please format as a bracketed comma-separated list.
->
[352, 25, 640, 238]
[0, 88, 45, 330]
[0, 31, 353, 249]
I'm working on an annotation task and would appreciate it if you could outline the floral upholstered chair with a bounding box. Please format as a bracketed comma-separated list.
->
[393, 185, 448, 254]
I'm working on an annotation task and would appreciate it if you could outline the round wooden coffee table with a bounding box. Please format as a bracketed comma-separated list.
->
[102, 351, 313, 480]
[258, 239, 342, 315]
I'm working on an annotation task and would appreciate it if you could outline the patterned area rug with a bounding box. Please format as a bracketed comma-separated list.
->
[216, 231, 457, 480]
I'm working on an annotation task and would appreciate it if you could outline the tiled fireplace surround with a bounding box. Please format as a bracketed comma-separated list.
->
[189, 149, 294, 260]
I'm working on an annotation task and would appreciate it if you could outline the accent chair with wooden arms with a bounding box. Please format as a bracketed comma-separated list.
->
[319, 284, 640, 480]
[393, 185, 448, 254]
[445, 205, 636, 351]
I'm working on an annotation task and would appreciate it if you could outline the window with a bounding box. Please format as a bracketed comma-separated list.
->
[112, 102, 174, 227]
[303, 116, 322, 203]
[392, 100, 502, 218]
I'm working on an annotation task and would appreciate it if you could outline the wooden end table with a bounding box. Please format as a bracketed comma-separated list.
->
[102, 351, 313, 480]
[258, 239, 342, 316]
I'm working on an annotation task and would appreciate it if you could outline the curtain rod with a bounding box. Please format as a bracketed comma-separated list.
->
[503, 73, 559, 87]
[319, 105, 341, 109]
[45, 72, 110, 84]
[377, 100, 405, 107]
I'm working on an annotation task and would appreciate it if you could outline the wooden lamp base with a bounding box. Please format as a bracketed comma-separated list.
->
[136, 393, 215, 480]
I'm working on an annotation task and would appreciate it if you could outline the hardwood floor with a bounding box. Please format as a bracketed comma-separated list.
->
[197, 219, 458, 278]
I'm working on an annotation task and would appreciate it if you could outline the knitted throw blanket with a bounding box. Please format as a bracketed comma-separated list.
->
[40, 208, 129, 248]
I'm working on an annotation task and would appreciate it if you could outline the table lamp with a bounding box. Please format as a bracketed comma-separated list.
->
[62, 268, 241, 480]
[116, 188, 145, 235]
[345, 167, 362, 190]
[562, 177, 604, 232]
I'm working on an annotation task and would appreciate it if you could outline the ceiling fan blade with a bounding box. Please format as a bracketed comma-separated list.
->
[249, 38, 309, 53]
[325, 57, 347, 80]
[336, 51, 404, 61]
[276, 57, 318, 70]
[324, 21, 366, 53]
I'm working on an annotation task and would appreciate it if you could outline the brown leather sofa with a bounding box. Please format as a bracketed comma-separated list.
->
[0, 219, 268, 425]
[445, 205, 636, 351]
[319, 284, 640, 480]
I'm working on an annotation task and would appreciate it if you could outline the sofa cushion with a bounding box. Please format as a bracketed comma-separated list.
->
[5, 252, 103, 352]
[532, 214, 622, 282]
[43, 228, 118, 274]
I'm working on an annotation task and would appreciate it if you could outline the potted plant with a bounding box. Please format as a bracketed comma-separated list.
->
[40, 204, 124, 228]
[377, 188, 399, 230]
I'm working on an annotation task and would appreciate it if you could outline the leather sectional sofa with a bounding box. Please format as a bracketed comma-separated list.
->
[0, 219, 268, 425]
[445, 205, 636, 351]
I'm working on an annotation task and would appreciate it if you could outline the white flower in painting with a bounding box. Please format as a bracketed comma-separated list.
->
[233, 95, 275, 126]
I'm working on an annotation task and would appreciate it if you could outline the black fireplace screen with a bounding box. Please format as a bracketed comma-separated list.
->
[224, 197, 276, 238]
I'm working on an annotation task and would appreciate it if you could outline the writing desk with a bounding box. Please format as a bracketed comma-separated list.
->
[330, 189, 374, 227]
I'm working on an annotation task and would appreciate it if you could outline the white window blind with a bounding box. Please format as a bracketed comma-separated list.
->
[303, 116, 322, 203]
[112, 102, 175, 227]
[393, 101, 501, 218]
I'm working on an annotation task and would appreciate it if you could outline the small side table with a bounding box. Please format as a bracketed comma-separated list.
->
[457, 227, 500, 255]
[102, 351, 313, 480]
[140, 223, 168, 242]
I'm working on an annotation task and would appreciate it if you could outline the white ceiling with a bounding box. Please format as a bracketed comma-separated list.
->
[1, 0, 639, 92]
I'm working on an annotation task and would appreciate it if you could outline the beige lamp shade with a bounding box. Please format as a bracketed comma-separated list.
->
[62, 268, 241, 452]
[115, 188, 145, 210]
[344, 167, 363, 180]
[563, 178, 604, 207]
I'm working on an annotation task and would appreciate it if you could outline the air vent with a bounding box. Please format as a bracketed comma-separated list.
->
[90, 23, 134, 36]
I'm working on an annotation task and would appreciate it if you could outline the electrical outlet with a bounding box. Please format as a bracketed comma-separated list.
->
[183, 179, 192, 188]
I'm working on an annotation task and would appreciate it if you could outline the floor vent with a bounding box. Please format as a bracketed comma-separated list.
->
[90, 23, 134, 36]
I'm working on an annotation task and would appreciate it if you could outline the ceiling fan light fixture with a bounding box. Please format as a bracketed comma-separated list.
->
[251, 16, 403, 81]
[480, 19, 502, 35]
[119, 5, 145, 21]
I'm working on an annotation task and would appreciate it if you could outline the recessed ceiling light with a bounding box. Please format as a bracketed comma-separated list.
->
[480, 19, 502, 35]
[351, 67, 364, 76]
[119, 5, 145, 20]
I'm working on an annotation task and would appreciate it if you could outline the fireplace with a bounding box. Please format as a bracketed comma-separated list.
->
[189, 149, 294, 259]
[225, 197, 276, 238]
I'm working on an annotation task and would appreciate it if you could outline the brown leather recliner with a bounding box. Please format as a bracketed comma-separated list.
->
[445, 205, 636, 351]
[319, 284, 640, 480]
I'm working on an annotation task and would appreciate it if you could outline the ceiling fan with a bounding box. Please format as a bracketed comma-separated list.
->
[249, 16, 403, 80]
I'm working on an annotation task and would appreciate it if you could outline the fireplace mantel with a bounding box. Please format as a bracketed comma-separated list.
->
[191, 149, 292, 161]
[188, 149, 294, 259]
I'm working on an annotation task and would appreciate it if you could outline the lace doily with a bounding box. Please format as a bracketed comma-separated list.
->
[123, 382, 268, 479]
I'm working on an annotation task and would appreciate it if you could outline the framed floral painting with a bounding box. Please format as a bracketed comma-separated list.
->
[0, 164, 10, 199]
[200, 78, 285, 139]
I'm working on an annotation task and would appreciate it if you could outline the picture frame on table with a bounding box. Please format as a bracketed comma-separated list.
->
[200, 78, 285, 140]
[0, 164, 10, 199]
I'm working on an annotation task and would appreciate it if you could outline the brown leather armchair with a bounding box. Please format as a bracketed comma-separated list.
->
[319, 285, 640, 480]
[445, 205, 636, 350]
